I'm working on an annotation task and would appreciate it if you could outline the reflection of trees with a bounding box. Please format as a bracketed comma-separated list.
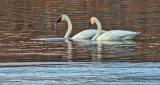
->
[2, 0, 159, 30]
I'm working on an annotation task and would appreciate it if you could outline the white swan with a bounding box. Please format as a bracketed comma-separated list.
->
[88, 17, 140, 40]
[56, 15, 106, 39]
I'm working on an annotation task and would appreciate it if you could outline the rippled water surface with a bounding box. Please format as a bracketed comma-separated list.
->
[0, 62, 160, 85]
[0, 0, 160, 84]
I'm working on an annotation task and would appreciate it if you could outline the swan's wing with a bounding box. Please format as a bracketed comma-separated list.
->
[72, 29, 106, 39]
[72, 29, 97, 39]
[97, 30, 140, 40]
[113, 30, 139, 39]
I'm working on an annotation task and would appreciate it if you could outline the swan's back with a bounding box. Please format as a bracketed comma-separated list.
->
[97, 30, 140, 40]
[72, 29, 106, 39]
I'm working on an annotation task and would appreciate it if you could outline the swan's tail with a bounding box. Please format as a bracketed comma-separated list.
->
[120, 32, 140, 40]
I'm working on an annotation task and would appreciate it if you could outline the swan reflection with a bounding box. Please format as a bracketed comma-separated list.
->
[64, 39, 73, 62]
[73, 39, 136, 45]
[74, 39, 138, 62]
[31, 37, 138, 62]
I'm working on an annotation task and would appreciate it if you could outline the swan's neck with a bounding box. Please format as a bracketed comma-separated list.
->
[91, 21, 102, 40]
[64, 17, 72, 38]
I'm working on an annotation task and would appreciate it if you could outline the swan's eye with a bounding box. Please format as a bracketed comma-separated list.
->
[56, 16, 62, 23]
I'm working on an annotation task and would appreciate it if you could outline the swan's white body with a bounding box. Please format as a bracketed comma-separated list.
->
[97, 30, 140, 40]
[56, 15, 106, 39]
[72, 29, 106, 39]
[89, 17, 140, 40]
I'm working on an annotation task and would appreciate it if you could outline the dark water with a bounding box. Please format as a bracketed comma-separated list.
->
[0, 0, 160, 84]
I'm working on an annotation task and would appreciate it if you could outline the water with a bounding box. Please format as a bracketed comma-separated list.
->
[54, 23, 57, 37]
[0, 62, 160, 85]
[0, 0, 160, 84]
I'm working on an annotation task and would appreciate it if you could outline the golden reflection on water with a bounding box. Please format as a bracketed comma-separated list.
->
[0, 0, 160, 62]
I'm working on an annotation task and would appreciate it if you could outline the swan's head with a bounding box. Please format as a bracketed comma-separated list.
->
[56, 15, 69, 23]
[88, 17, 99, 28]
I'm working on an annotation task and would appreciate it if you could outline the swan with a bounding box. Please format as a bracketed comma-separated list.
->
[88, 17, 140, 40]
[56, 15, 106, 39]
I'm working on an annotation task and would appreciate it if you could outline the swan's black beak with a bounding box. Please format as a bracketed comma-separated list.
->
[56, 16, 62, 23]
[87, 21, 91, 29]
